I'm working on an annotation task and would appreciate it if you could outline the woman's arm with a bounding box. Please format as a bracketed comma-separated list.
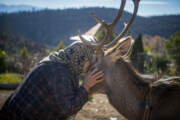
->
[50, 67, 104, 118]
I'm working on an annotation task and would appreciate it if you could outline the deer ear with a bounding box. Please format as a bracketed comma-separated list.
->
[105, 36, 132, 57]
[114, 36, 132, 57]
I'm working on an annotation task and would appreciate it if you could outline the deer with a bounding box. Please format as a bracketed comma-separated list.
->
[78, 0, 180, 120]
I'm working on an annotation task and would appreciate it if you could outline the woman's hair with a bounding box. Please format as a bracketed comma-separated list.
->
[40, 41, 95, 78]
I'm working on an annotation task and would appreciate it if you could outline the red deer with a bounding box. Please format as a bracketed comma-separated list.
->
[78, 0, 180, 120]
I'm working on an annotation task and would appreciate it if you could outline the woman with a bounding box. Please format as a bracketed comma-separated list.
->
[1, 41, 104, 119]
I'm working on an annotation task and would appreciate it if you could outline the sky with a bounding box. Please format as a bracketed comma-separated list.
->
[0, 0, 180, 17]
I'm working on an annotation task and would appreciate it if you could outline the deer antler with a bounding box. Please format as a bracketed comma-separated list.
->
[104, 0, 140, 49]
[78, 0, 140, 59]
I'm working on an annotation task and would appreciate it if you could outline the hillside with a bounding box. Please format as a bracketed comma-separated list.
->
[0, 7, 180, 47]
[0, 33, 48, 56]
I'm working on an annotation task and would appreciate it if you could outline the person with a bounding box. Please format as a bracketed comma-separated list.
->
[0, 41, 104, 119]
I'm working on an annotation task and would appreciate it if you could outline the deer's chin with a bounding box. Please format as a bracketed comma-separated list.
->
[89, 83, 107, 96]
[89, 90, 106, 96]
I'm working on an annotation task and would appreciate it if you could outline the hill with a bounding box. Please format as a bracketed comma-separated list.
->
[0, 7, 180, 47]
[0, 33, 48, 56]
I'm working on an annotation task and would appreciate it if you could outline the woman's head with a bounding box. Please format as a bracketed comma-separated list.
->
[40, 41, 95, 78]
[62, 41, 95, 75]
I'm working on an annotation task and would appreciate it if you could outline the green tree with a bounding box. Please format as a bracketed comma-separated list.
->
[144, 47, 171, 76]
[0, 49, 7, 73]
[56, 41, 65, 51]
[144, 47, 154, 74]
[19, 47, 31, 75]
[95, 28, 117, 44]
[164, 32, 180, 75]
[20, 46, 30, 59]
[155, 55, 170, 75]
[130, 33, 144, 73]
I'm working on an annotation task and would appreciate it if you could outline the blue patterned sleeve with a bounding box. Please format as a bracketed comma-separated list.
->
[50, 70, 88, 117]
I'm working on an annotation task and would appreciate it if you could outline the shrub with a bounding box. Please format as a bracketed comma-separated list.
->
[164, 32, 180, 75]
[0, 49, 7, 73]
[56, 41, 65, 51]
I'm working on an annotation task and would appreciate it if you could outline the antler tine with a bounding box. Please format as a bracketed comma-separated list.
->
[119, 19, 127, 27]
[92, 13, 108, 28]
[91, 0, 126, 49]
[110, 0, 126, 27]
[104, 0, 140, 50]
[78, 0, 127, 58]
[78, 30, 105, 58]
[78, 30, 98, 48]
[93, 37, 99, 44]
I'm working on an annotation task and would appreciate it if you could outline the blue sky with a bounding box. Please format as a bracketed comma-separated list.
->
[0, 0, 180, 16]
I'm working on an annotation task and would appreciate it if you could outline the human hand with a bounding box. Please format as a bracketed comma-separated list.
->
[82, 68, 104, 93]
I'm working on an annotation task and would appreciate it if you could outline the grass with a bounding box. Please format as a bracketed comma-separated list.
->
[0, 73, 23, 83]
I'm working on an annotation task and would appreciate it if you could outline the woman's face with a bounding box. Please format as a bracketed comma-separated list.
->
[83, 60, 92, 74]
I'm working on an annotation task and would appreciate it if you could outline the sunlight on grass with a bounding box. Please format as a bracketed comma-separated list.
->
[0, 73, 23, 83]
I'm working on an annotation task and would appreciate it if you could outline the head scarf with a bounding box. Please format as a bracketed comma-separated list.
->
[39, 41, 95, 79]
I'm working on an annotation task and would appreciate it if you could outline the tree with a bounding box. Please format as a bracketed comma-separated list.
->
[56, 41, 65, 51]
[144, 47, 154, 74]
[164, 32, 180, 75]
[0, 49, 7, 73]
[19, 46, 31, 75]
[95, 28, 117, 44]
[130, 33, 144, 73]
[20, 47, 30, 59]
[155, 55, 170, 75]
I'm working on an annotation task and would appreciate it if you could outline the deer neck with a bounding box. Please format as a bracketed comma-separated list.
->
[106, 62, 150, 120]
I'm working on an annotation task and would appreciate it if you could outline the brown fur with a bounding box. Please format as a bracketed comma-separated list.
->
[89, 39, 180, 120]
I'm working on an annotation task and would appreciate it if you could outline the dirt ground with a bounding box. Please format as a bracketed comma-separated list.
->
[0, 90, 127, 120]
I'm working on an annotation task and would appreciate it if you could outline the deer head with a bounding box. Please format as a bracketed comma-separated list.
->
[79, 0, 140, 59]
[78, 0, 140, 95]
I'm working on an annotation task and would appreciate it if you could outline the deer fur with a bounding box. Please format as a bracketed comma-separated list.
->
[89, 37, 180, 120]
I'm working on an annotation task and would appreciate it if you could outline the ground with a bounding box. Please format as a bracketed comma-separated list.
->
[0, 90, 127, 120]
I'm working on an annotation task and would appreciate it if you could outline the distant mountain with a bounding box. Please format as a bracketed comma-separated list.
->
[0, 4, 42, 13]
[0, 7, 180, 47]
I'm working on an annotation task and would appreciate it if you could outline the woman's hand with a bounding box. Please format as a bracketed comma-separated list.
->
[82, 68, 104, 93]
